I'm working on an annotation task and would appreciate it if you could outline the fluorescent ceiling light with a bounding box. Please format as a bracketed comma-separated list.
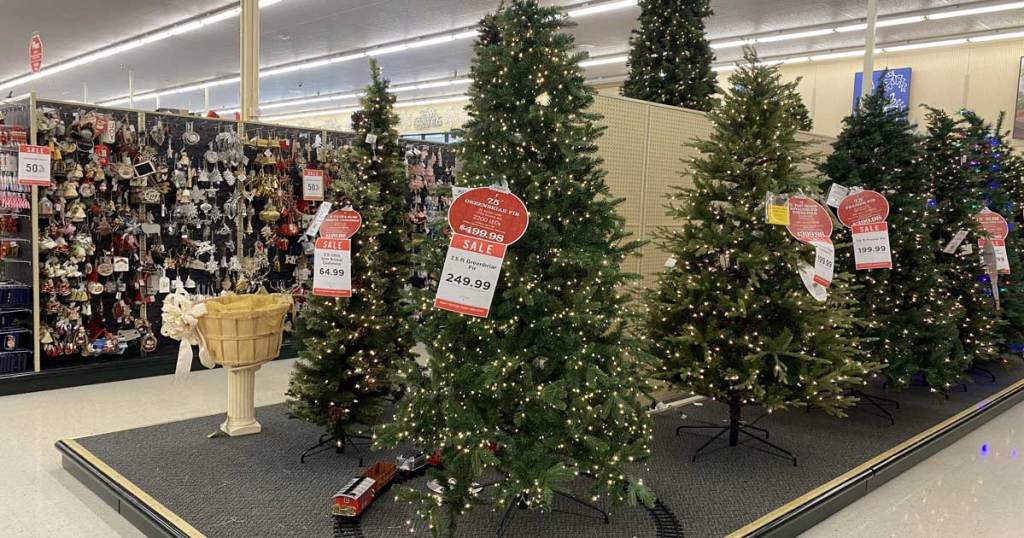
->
[881, 38, 968, 52]
[970, 30, 1024, 42]
[808, 50, 865, 61]
[567, 0, 637, 18]
[926, 1, 1024, 20]
[710, 40, 747, 50]
[756, 28, 835, 44]
[0, 1, 284, 91]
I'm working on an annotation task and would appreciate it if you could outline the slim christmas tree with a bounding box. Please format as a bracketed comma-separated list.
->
[621, 0, 717, 111]
[286, 61, 406, 447]
[349, 59, 415, 370]
[377, 2, 654, 535]
[962, 111, 1024, 354]
[646, 50, 878, 450]
[822, 83, 964, 390]
[922, 107, 1000, 366]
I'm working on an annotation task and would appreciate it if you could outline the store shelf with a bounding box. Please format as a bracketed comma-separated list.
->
[0, 327, 31, 335]
[1, 258, 31, 264]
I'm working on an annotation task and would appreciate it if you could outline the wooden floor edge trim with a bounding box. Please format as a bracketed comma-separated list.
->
[59, 438, 206, 538]
[727, 377, 1024, 537]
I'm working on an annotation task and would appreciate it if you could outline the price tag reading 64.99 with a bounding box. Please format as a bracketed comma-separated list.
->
[313, 238, 352, 297]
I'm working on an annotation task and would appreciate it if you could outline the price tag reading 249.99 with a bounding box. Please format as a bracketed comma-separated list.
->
[435, 187, 530, 318]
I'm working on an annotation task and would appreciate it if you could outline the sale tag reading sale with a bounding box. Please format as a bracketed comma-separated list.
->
[852, 223, 893, 270]
[17, 144, 50, 187]
[434, 234, 506, 318]
[303, 169, 325, 201]
[313, 239, 352, 297]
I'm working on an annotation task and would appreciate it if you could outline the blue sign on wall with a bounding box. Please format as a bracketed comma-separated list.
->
[853, 68, 912, 112]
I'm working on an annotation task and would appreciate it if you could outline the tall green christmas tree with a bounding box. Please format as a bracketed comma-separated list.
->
[349, 59, 415, 371]
[822, 83, 964, 390]
[645, 49, 878, 447]
[621, 0, 717, 111]
[921, 107, 1000, 366]
[377, 1, 654, 535]
[962, 111, 1024, 354]
[285, 61, 406, 445]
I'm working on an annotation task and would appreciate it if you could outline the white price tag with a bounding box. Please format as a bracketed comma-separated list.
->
[17, 144, 50, 186]
[825, 183, 850, 208]
[798, 262, 828, 302]
[313, 238, 352, 297]
[665, 257, 677, 268]
[434, 234, 505, 318]
[305, 202, 333, 237]
[852, 223, 893, 270]
[302, 169, 324, 201]
[980, 239, 1010, 274]
[451, 186, 471, 199]
[942, 230, 968, 254]
[813, 242, 834, 287]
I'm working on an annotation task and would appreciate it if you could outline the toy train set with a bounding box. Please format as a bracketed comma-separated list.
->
[332, 451, 440, 518]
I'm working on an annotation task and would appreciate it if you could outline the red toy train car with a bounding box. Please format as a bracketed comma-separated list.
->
[332, 462, 397, 518]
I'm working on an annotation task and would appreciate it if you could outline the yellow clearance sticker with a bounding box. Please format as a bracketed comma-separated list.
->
[767, 204, 789, 225]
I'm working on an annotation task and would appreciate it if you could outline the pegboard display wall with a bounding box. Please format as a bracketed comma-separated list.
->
[24, 96, 454, 374]
[591, 94, 835, 288]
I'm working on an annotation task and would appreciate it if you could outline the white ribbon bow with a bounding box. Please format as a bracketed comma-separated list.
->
[161, 290, 214, 381]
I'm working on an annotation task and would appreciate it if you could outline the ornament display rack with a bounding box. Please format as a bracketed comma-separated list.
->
[0, 97, 35, 377]
[0, 93, 454, 396]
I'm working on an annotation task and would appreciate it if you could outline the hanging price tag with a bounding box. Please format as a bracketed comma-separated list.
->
[17, 144, 50, 186]
[435, 187, 530, 318]
[765, 193, 789, 225]
[975, 209, 1010, 274]
[814, 243, 834, 287]
[434, 234, 506, 318]
[825, 183, 850, 208]
[942, 230, 968, 254]
[313, 238, 352, 297]
[304, 202, 333, 237]
[852, 223, 893, 270]
[798, 262, 828, 302]
[451, 186, 471, 199]
[302, 169, 324, 201]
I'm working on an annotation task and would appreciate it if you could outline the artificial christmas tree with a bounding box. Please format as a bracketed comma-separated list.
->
[348, 59, 415, 371]
[286, 61, 407, 459]
[377, 1, 654, 535]
[646, 49, 878, 461]
[621, 0, 717, 111]
[961, 111, 1024, 354]
[822, 83, 964, 390]
[921, 107, 1000, 367]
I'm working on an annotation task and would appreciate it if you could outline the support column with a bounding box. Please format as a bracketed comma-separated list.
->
[221, 364, 263, 436]
[240, 0, 260, 121]
[860, 0, 879, 100]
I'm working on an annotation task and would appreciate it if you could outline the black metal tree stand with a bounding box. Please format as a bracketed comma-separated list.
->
[676, 402, 798, 466]
[494, 492, 610, 538]
[300, 431, 371, 465]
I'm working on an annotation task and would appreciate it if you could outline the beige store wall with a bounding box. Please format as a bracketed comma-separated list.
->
[762, 39, 1024, 140]
[269, 99, 470, 135]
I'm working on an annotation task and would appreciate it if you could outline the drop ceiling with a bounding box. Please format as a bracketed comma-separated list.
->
[1, 0, 1023, 115]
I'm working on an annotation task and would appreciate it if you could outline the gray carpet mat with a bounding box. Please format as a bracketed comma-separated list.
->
[74, 360, 1024, 538]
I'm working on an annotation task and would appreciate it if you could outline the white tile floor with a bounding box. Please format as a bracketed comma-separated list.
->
[803, 401, 1024, 537]
[2, 360, 1023, 537]
[0, 359, 295, 538]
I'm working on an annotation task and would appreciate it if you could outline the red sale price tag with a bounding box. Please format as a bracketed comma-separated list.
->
[17, 144, 51, 186]
[319, 210, 361, 239]
[313, 238, 352, 297]
[786, 196, 833, 245]
[837, 190, 889, 227]
[852, 222, 893, 270]
[447, 187, 529, 245]
[29, 34, 43, 73]
[813, 243, 834, 287]
[976, 210, 1010, 274]
[434, 234, 507, 318]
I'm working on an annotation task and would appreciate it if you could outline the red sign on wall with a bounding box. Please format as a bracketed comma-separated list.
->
[29, 34, 43, 73]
